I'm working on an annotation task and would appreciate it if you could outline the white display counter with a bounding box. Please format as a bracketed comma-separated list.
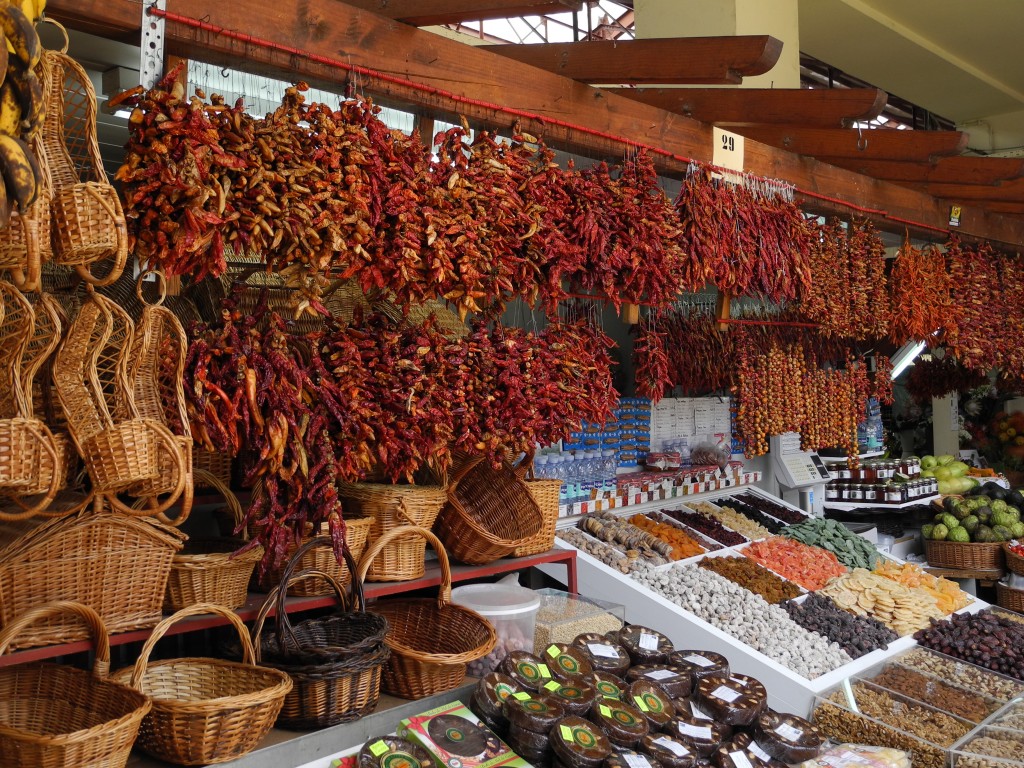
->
[542, 488, 987, 718]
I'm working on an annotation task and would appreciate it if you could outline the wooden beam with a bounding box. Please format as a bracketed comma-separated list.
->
[46, 0, 1024, 248]
[341, 0, 582, 26]
[818, 156, 1024, 186]
[975, 202, 1024, 216]
[605, 87, 887, 128]
[922, 179, 1024, 202]
[478, 36, 783, 85]
[733, 127, 969, 162]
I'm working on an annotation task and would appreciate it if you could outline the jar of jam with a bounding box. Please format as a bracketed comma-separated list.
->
[825, 484, 839, 502]
[884, 484, 903, 504]
[863, 484, 878, 502]
[861, 462, 877, 482]
[848, 485, 864, 502]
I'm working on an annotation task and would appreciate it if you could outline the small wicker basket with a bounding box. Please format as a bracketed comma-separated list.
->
[925, 538, 1006, 571]
[164, 469, 261, 611]
[1004, 543, 1024, 576]
[355, 526, 497, 699]
[997, 581, 1024, 614]
[435, 452, 544, 565]
[515, 472, 562, 557]
[259, 516, 373, 596]
[252, 553, 390, 729]
[0, 601, 151, 768]
[112, 603, 292, 765]
[338, 481, 447, 581]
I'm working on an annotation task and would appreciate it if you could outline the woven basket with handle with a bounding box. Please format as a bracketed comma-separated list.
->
[355, 525, 497, 699]
[435, 451, 544, 565]
[0, 600, 151, 768]
[43, 48, 127, 287]
[252, 553, 390, 729]
[515, 475, 562, 557]
[338, 481, 447, 581]
[111, 603, 292, 765]
[164, 469, 261, 611]
[1004, 543, 1024, 576]
[258, 516, 373, 596]
[997, 581, 1024, 614]
[0, 510, 184, 649]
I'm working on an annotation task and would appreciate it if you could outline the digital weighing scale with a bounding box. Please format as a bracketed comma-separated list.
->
[769, 432, 832, 516]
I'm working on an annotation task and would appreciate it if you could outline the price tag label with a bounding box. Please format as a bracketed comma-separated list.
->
[676, 723, 713, 739]
[633, 695, 650, 712]
[691, 705, 713, 721]
[749, 742, 771, 762]
[683, 654, 714, 668]
[513, 692, 532, 701]
[731, 752, 754, 768]
[645, 669, 676, 681]
[711, 685, 741, 703]
[639, 632, 660, 651]
[369, 741, 389, 757]
[544, 681, 561, 692]
[654, 737, 689, 757]
[538, 664, 551, 679]
[588, 643, 617, 658]
[600, 704, 612, 717]
[623, 754, 652, 768]
[560, 725, 574, 742]
[775, 723, 804, 741]
[547, 645, 561, 658]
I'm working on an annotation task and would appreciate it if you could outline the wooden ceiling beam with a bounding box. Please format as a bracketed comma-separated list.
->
[922, 179, 1024, 202]
[817, 156, 1024, 186]
[341, 0, 583, 26]
[733, 126, 970, 162]
[975, 202, 1024, 216]
[478, 36, 783, 84]
[604, 87, 887, 128]
[45, 0, 1024, 247]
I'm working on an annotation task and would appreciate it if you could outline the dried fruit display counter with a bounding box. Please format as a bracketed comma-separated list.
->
[547, 486, 988, 716]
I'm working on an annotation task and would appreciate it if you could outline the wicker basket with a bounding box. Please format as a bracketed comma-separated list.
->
[1004, 543, 1024, 576]
[252, 560, 389, 729]
[164, 470, 260, 611]
[925, 538, 1006, 571]
[338, 481, 447, 581]
[111, 603, 292, 765]
[355, 526, 497, 699]
[0, 600, 151, 768]
[0, 510, 185, 649]
[435, 453, 544, 565]
[259, 517, 373, 596]
[194, 448, 232, 489]
[43, 50, 127, 286]
[515, 474, 562, 557]
[997, 582, 1024, 614]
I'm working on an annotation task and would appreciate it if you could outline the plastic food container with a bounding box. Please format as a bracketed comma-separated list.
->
[452, 581, 541, 676]
[535, 589, 625, 654]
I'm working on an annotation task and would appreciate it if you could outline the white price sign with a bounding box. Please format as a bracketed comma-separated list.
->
[713, 127, 745, 173]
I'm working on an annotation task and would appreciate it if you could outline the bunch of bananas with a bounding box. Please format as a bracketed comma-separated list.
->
[0, 0, 46, 227]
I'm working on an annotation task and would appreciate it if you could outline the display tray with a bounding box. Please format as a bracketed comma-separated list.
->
[825, 494, 940, 511]
[543, 487, 988, 717]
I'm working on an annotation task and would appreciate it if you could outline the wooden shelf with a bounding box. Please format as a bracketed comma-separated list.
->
[0, 549, 576, 667]
[922, 564, 1004, 587]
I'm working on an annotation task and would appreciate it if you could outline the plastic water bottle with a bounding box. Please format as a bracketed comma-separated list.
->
[602, 449, 617, 496]
[534, 454, 549, 479]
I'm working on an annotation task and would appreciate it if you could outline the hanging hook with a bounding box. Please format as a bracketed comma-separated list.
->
[856, 124, 868, 152]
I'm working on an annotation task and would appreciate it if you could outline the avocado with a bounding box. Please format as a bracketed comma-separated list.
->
[994, 525, 1013, 542]
[976, 506, 992, 523]
[976, 525, 996, 543]
[943, 496, 960, 514]
[962, 515, 980, 534]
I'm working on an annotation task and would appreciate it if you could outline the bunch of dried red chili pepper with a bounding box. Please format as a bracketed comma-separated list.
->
[905, 355, 987, 405]
[675, 167, 814, 303]
[887, 237, 956, 346]
[633, 309, 736, 401]
[944, 237, 1008, 375]
[799, 218, 890, 339]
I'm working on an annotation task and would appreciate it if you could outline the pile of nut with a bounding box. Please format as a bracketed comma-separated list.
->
[631, 564, 851, 679]
[871, 664, 1000, 723]
[957, 731, 1024, 768]
[697, 555, 802, 604]
[533, 593, 623, 651]
[895, 648, 1024, 702]
[556, 529, 663, 574]
[689, 501, 772, 541]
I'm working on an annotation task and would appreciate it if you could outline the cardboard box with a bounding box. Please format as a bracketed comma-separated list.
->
[399, 701, 532, 768]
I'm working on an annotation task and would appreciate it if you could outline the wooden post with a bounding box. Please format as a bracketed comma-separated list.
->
[163, 55, 188, 296]
[621, 302, 640, 325]
[716, 291, 732, 332]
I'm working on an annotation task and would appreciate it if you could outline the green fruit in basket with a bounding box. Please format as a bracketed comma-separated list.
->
[921, 455, 938, 470]
[962, 515, 980, 534]
[994, 525, 1013, 542]
[1007, 507, 1021, 523]
[1012, 522, 1024, 539]
[975, 525, 996, 543]
[931, 524, 949, 541]
[937, 454, 956, 466]
[991, 511, 1015, 529]
[948, 526, 970, 543]
[941, 513, 960, 530]
[992, 499, 1009, 514]
[922, 524, 936, 540]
